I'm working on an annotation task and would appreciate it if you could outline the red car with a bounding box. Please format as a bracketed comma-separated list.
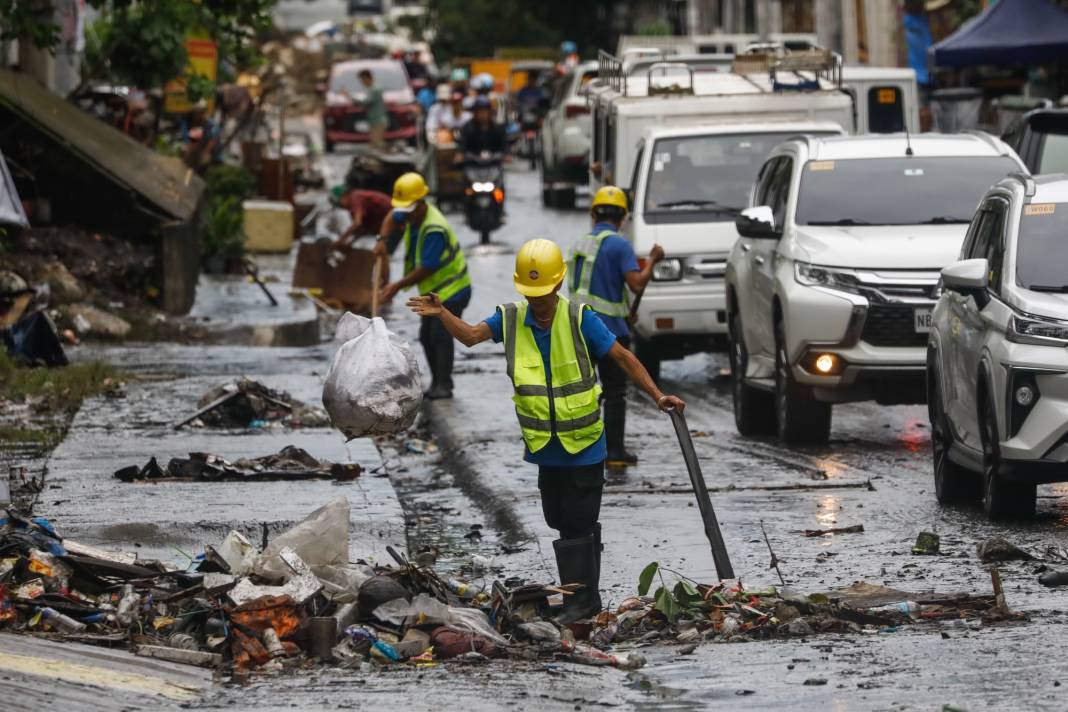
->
[322, 59, 419, 151]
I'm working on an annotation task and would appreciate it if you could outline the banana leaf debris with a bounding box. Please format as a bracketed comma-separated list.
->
[175, 378, 330, 430]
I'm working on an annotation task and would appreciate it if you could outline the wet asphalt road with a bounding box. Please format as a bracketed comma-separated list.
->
[16, 147, 1068, 711]
[311, 151, 1068, 711]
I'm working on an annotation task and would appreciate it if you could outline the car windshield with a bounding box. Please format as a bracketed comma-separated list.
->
[1039, 133, 1068, 174]
[795, 156, 1020, 226]
[645, 132, 821, 220]
[1016, 202, 1068, 291]
[330, 64, 409, 95]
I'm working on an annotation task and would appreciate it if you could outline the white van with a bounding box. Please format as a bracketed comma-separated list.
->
[625, 121, 847, 378]
[588, 50, 855, 376]
[840, 66, 920, 134]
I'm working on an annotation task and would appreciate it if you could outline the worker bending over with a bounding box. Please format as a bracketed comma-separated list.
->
[407, 239, 684, 623]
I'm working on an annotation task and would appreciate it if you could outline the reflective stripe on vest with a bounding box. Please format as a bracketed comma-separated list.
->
[568, 229, 631, 318]
[500, 296, 604, 455]
[403, 204, 471, 302]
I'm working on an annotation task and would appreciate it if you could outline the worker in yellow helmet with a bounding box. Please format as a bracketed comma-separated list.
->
[568, 185, 664, 466]
[376, 172, 471, 399]
[407, 239, 684, 623]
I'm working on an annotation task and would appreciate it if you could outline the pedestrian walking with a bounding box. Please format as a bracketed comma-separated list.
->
[406, 239, 684, 623]
[569, 185, 664, 465]
[377, 172, 471, 400]
[357, 69, 388, 149]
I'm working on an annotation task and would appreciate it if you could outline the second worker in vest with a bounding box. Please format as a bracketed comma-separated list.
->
[406, 239, 684, 623]
[569, 185, 665, 466]
[377, 173, 471, 400]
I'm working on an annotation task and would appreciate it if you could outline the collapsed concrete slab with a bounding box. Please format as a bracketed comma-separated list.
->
[0, 69, 204, 314]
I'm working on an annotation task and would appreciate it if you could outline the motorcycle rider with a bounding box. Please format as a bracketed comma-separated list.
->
[457, 96, 507, 162]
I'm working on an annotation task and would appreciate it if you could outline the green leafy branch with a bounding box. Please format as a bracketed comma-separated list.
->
[637, 561, 707, 624]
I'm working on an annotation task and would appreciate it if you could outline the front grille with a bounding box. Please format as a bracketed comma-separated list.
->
[862, 306, 928, 347]
[341, 112, 406, 132]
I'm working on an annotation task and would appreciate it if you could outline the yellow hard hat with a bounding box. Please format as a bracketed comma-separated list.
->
[392, 172, 429, 208]
[514, 239, 568, 297]
[591, 185, 628, 212]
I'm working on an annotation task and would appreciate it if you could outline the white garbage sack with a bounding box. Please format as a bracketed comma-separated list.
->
[322, 313, 422, 439]
[253, 496, 350, 581]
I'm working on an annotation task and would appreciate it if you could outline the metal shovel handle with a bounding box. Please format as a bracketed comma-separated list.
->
[667, 408, 735, 581]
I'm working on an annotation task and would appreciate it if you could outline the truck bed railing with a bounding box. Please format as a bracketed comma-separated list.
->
[598, 50, 625, 94]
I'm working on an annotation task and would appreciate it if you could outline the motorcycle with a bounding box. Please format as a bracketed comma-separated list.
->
[518, 107, 542, 170]
[462, 151, 505, 245]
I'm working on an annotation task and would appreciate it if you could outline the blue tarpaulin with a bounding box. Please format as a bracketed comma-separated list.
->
[930, 0, 1068, 68]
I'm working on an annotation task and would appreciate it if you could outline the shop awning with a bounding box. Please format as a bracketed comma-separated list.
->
[930, 0, 1068, 68]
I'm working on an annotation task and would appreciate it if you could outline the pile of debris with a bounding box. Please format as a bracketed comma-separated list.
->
[177, 378, 330, 430]
[113, 446, 361, 483]
[588, 562, 1023, 650]
[0, 499, 644, 673]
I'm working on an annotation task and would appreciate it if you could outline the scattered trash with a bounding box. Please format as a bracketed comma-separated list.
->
[322, 313, 422, 439]
[175, 378, 329, 430]
[113, 446, 360, 483]
[802, 524, 864, 537]
[977, 538, 1034, 563]
[913, 532, 941, 555]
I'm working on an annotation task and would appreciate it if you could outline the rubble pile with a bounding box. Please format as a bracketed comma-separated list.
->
[0, 499, 644, 673]
[179, 378, 330, 430]
[596, 563, 1023, 649]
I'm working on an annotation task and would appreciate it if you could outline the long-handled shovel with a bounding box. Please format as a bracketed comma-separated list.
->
[370, 254, 382, 318]
[667, 408, 735, 580]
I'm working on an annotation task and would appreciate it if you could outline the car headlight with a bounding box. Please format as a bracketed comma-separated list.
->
[794, 262, 862, 294]
[653, 258, 682, 282]
[1009, 312, 1068, 346]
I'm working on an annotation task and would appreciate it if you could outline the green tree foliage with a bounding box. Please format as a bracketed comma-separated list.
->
[5, 0, 274, 91]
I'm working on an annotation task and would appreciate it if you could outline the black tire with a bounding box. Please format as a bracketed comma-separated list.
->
[635, 338, 661, 385]
[730, 312, 775, 436]
[980, 390, 1037, 519]
[774, 320, 831, 445]
[479, 228, 491, 245]
[927, 359, 977, 504]
[557, 187, 577, 210]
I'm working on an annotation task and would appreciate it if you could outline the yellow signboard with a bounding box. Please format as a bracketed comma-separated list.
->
[164, 32, 218, 114]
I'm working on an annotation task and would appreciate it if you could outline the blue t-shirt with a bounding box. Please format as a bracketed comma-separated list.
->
[484, 303, 617, 467]
[408, 228, 471, 305]
[570, 223, 639, 340]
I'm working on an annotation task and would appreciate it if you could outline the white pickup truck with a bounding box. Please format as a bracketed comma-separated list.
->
[588, 49, 856, 378]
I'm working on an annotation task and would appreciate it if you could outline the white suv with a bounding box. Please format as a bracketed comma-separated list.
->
[726, 133, 1025, 445]
[928, 173, 1068, 519]
[540, 61, 597, 209]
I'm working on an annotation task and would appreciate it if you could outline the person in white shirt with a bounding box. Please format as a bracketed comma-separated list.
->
[425, 89, 471, 144]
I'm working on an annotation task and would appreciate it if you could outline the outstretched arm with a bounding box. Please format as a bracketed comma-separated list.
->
[607, 340, 685, 412]
[408, 294, 492, 347]
[623, 244, 666, 294]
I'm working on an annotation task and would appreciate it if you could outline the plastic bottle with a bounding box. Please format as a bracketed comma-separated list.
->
[263, 628, 287, 658]
[868, 601, 920, 618]
[40, 607, 87, 633]
[168, 633, 198, 650]
[115, 584, 140, 626]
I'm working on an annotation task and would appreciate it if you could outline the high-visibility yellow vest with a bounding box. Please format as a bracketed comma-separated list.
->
[499, 296, 604, 455]
[403, 204, 471, 302]
[568, 229, 631, 318]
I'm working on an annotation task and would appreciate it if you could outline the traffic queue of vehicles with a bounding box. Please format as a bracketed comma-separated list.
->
[323, 45, 1068, 519]
[579, 45, 1068, 520]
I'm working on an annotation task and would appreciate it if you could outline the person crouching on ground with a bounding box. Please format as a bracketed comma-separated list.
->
[406, 239, 684, 623]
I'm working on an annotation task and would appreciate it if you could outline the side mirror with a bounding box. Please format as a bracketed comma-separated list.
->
[941, 258, 990, 306]
[735, 206, 779, 239]
[941, 258, 988, 292]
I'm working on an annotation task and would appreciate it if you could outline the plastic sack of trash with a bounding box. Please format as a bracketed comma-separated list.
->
[253, 496, 350, 581]
[321, 313, 422, 439]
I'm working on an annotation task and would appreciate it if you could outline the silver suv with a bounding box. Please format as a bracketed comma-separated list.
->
[928, 173, 1068, 519]
[726, 133, 1025, 445]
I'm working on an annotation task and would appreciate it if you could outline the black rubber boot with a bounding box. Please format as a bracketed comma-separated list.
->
[604, 401, 638, 466]
[553, 533, 602, 624]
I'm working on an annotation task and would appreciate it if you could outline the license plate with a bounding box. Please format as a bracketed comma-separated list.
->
[354, 120, 370, 132]
[477, 195, 492, 207]
[914, 308, 933, 333]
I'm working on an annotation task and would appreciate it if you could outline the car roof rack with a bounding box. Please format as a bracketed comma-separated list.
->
[1008, 171, 1036, 197]
[598, 50, 626, 94]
